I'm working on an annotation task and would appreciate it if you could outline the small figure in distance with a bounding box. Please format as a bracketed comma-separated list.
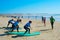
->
[43, 17, 46, 26]
[50, 16, 55, 30]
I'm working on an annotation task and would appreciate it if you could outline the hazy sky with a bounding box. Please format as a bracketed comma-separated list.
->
[0, 0, 60, 14]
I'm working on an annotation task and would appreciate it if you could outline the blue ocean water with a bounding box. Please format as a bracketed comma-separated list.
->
[19, 14, 60, 21]
[9, 14, 60, 21]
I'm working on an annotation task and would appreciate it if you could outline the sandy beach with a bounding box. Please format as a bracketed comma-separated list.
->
[0, 17, 60, 40]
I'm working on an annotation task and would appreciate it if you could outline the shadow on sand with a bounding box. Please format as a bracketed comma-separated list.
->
[0, 27, 5, 29]
[4, 27, 12, 30]
[0, 27, 10, 29]
[0, 31, 11, 37]
[0, 33, 9, 36]
[4, 27, 22, 30]
[40, 29, 52, 31]
[12, 35, 24, 38]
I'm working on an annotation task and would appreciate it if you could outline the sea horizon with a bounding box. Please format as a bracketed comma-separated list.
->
[0, 13, 60, 21]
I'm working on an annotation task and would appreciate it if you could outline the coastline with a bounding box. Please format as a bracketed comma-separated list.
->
[0, 17, 60, 40]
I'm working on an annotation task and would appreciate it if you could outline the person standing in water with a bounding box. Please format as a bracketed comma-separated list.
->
[50, 16, 55, 30]
[24, 21, 32, 34]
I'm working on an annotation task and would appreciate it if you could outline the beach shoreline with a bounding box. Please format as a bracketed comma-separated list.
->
[0, 17, 60, 40]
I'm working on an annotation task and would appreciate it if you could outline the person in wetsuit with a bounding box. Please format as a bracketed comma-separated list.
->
[24, 21, 32, 34]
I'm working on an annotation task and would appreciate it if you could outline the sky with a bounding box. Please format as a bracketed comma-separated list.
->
[0, 0, 60, 14]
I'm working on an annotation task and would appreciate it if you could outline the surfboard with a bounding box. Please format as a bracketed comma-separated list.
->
[7, 31, 41, 36]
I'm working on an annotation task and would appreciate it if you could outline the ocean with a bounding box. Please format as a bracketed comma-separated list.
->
[15, 14, 60, 21]
[5, 13, 60, 21]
